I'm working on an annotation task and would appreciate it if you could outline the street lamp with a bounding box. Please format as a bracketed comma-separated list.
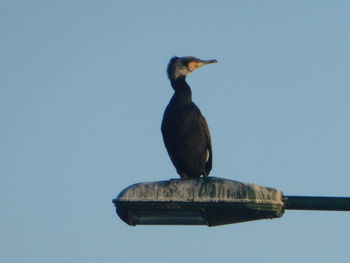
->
[113, 177, 350, 226]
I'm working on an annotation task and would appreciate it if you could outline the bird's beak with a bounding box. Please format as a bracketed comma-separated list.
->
[188, 59, 218, 72]
[202, 59, 218, 64]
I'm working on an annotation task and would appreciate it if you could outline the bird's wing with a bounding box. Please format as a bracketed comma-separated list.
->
[199, 114, 212, 175]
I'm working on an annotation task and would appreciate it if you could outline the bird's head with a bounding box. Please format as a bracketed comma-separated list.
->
[167, 56, 217, 83]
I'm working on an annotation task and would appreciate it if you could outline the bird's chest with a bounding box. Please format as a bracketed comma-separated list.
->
[163, 103, 200, 136]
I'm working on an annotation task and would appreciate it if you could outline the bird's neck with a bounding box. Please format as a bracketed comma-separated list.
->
[171, 76, 192, 102]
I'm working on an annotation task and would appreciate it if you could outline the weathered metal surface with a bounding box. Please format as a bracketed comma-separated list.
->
[117, 177, 283, 205]
[113, 177, 285, 226]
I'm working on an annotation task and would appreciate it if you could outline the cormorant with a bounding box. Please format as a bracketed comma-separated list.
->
[161, 56, 217, 179]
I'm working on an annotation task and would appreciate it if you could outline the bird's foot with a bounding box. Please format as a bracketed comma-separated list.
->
[180, 173, 189, 179]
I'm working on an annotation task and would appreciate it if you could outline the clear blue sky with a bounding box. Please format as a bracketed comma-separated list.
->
[1, 1, 350, 262]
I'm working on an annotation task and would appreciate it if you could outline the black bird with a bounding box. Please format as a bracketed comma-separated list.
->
[161, 56, 217, 179]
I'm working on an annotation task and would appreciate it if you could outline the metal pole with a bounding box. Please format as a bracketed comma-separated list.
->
[284, 196, 350, 211]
